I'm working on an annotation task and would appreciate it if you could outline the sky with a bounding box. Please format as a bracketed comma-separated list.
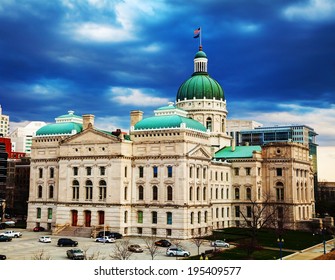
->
[0, 0, 334, 181]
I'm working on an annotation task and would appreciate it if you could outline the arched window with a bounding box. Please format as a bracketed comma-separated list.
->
[167, 186, 173, 201]
[37, 185, 43, 198]
[138, 185, 144, 200]
[124, 211, 128, 223]
[196, 187, 200, 200]
[204, 211, 208, 223]
[276, 182, 284, 201]
[246, 187, 251, 200]
[190, 212, 194, 224]
[198, 211, 201, 224]
[189, 187, 193, 201]
[72, 180, 79, 200]
[206, 117, 212, 131]
[152, 186, 158, 200]
[99, 180, 107, 200]
[203, 187, 206, 200]
[85, 180, 93, 200]
[234, 188, 240, 199]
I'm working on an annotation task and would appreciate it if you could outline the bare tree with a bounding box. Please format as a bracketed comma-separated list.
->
[31, 249, 51, 260]
[109, 240, 133, 260]
[190, 233, 206, 256]
[143, 236, 160, 260]
[81, 246, 104, 260]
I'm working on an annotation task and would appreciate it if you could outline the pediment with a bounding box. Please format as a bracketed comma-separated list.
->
[187, 145, 212, 160]
[61, 128, 120, 145]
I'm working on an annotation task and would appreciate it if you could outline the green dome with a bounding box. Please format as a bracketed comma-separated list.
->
[134, 115, 207, 132]
[195, 50, 207, 58]
[36, 122, 83, 136]
[176, 72, 224, 101]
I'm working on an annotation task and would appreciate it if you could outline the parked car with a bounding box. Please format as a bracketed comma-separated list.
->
[66, 249, 85, 260]
[97, 231, 122, 239]
[0, 254, 6, 260]
[0, 223, 6, 229]
[166, 247, 190, 257]
[0, 235, 12, 242]
[57, 238, 78, 247]
[39, 236, 51, 243]
[155, 239, 171, 247]
[95, 236, 115, 243]
[33, 226, 45, 232]
[210, 240, 230, 248]
[128, 244, 143, 253]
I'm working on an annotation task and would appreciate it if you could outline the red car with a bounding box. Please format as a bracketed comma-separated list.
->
[33, 226, 45, 232]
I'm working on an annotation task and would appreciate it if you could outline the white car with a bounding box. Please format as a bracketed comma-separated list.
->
[211, 240, 230, 248]
[95, 236, 115, 243]
[166, 247, 190, 257]
[39, 236, 52, 243]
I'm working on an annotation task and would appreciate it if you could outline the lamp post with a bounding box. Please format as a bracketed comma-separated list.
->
[321, 228, 326, 254]
[277, 237, 284, 260]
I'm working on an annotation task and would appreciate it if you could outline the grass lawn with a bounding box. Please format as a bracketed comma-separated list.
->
[212, 227, 332, 251]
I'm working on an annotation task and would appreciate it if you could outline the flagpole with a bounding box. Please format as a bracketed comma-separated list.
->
[199, 26, 202, 49]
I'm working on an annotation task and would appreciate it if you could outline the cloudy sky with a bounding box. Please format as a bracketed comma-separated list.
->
[0, 0, 334, 181]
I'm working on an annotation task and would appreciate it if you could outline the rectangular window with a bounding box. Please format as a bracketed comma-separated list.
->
[166, 212, 172, 225]
[137, 211, 143, 223]
[153, 166, 158, 178]
[139, 166, 144, 178]
[125, 166, 127, 178]
[203, 168, 206, 179]
[247, 206, 252, 218]
[167, 166, 173, 178]
[100, 166, 105, 176]
[152, 211, 157, 224]
[39, 168, 43, 179]
[48, 208, 52, 219]
[276, 168, 283, 176]
[50, 168, 54, 178]
[37, 208, 41, 219]
[166, 229, 172, 236]
[196, 167, 200, 179]
[73, 167, 78, 176]
[86, 167, 92, 176]
[245, 167, 251, 176]
[235, 206, 240, 217]
[234, 168, 239, 176]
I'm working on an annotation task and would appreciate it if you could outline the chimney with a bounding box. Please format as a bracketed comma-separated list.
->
[130, 110, 143, 127]
[231, 138, 236, 152]
[82, 114, 95, 130]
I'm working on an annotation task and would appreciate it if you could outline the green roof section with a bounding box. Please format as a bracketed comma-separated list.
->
[134, 115, 207, 132]
[215, 145, 262, 159]
[176, 72, 225, 101]
[194, 50, 207, 58]
[36, 122, 83, 136]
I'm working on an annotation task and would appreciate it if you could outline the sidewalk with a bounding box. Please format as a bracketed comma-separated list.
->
[284, 239, 335, 260]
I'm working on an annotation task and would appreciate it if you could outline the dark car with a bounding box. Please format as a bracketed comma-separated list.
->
[0, 254, 6, 260]
[57, 238, 78, 247]
[155, 239, 171, 247]
[0, 223, 6, 229]
[97, 231, 122, 239]
[33, 226, 45, 232]
[0, 235, 12, 242]
[66, 249, 85, 260]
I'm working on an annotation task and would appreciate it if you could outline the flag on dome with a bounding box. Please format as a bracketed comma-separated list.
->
[194, 27, 200, 38]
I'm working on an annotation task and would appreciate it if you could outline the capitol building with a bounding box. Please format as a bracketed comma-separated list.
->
[26, 47, 315, 239]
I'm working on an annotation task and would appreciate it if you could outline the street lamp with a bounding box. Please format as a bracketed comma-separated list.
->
[277, 237, 284, 260]
[321, 227, 326, 254]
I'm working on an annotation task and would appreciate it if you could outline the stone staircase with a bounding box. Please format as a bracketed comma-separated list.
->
[55, 226, 92, 238]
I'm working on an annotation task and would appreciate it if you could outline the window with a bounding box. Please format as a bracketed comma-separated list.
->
[278, 206, 284, 219]
[226, 172, 229, 181]
[276, 182, 284, 201]
[167, 186, 173, 201]
[189, 166, 193, 178]
[153, 166, 158, 178]
[152, 211, 157, 224]
[198, 212, 201, 223]
[38, 185, 43, 198]
[258, 167, 261, 176]
[246, 187, 251, 200]
[245, 167, 251, 176]
[73, 167, 78, 176]
[203, 168, 206, 179]
[37, 208, 41, 219]
[196, 187, 200, 200]
[138, 185, 144, 200]
[47, 208, 52, 219]
[85, 180, 93, 200]
[247, 206, 252, 218]
[50, 167, 54, 178]
[196, 167, 200, 179]
[234, 188, 240, 199]
[152, 186, 158, 200]
[125, 166, 127, 178]
[276, 168, 283, 176]
[167, 166, 173, 178]
[99, 180, 107, 200]
[190, 212, 194, 224]
[137, 211, 143, 223]
[100, 166, 105, 176]
[49, 185, 54, 199]
[204, 211, 208, 223]
[124, 211, 128, 223]
[206, 117, 212, 131]
[234, 168, 239, 176]
[72, 180, 79, 200]
[235, 206, 240, 217]
[139, 166, 144, 178]
[86, 167, 92, 176]
[189, 187, 193, 201]
[39, 168, 43, 178]
[203, 187, 206, 200]
[166, 229, 172, 236]
[167, 212, 172, 225]
[124, 187, 128, 200]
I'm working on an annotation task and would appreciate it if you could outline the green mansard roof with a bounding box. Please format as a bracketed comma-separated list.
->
[215, 145, 262, 159]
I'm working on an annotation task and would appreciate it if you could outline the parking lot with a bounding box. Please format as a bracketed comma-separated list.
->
[0, 228, 217, 260]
